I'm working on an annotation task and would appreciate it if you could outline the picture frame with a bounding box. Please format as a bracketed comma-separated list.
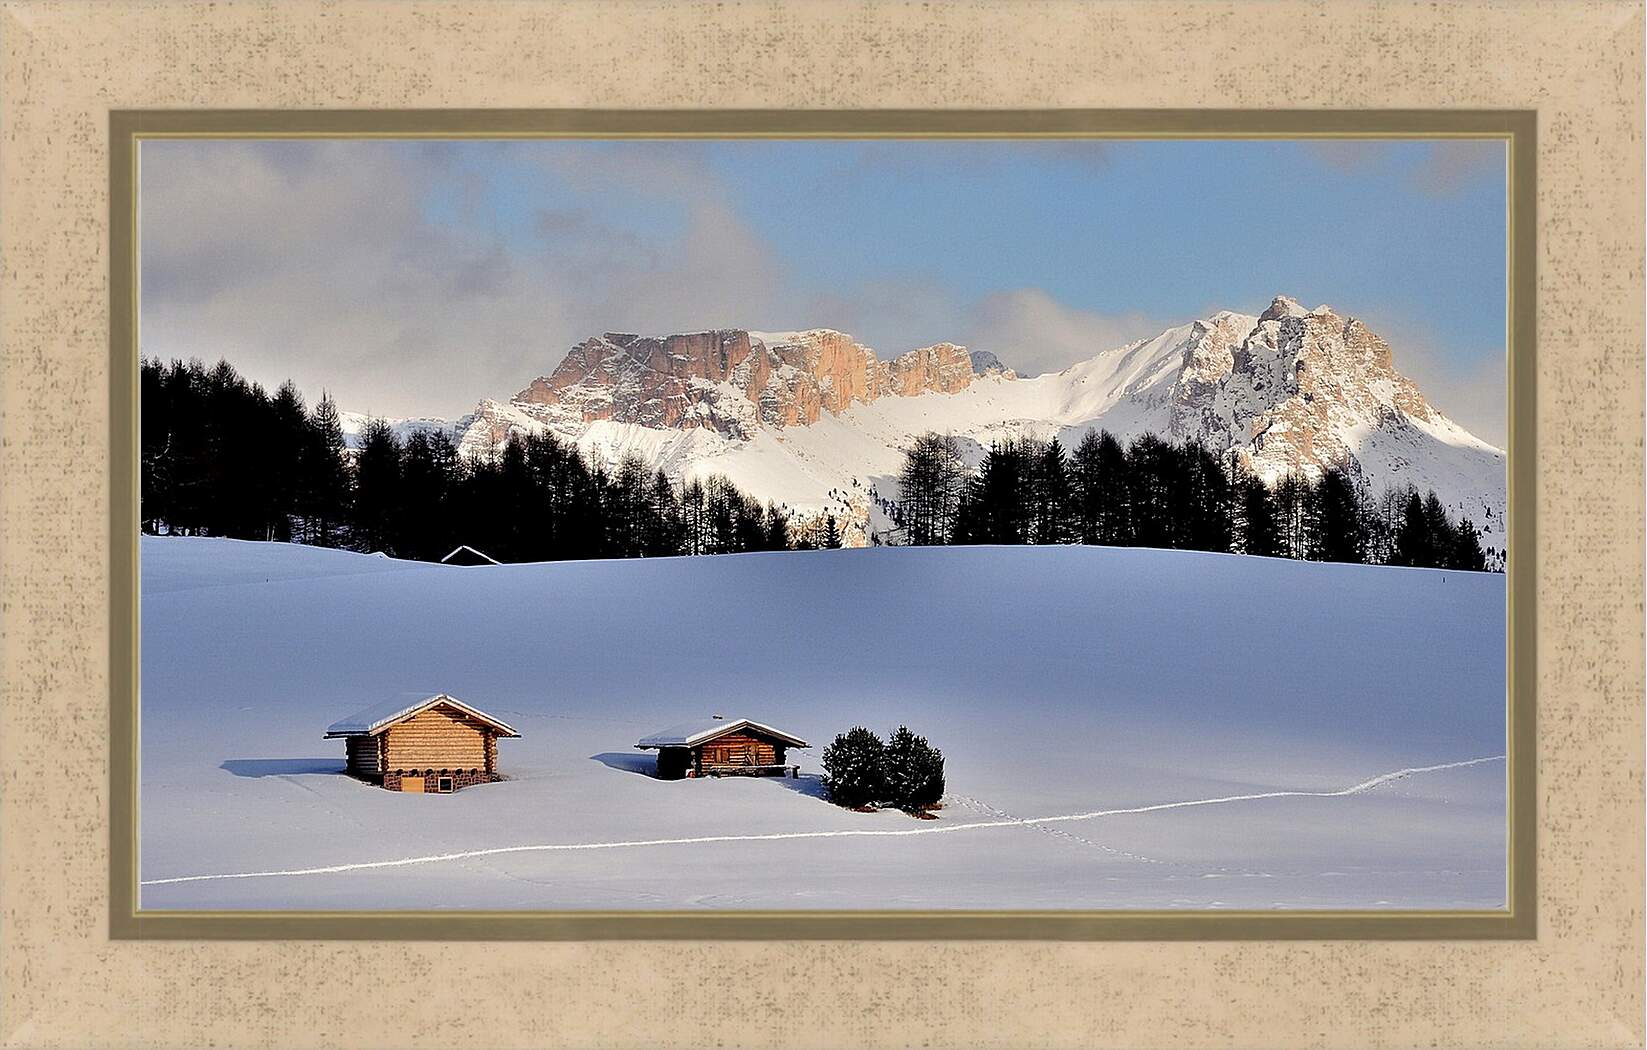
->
[108, 106, 1538, 943]
[3, 4, 1639, 1048]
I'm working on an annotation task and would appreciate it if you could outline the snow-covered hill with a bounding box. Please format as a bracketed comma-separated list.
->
[139, 536, 1507, 911]
[343, 296, 1507, 550]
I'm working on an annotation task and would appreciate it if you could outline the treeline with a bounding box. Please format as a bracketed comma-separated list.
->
[140, 357, 844, 562]
[892, 432, 1500, 571]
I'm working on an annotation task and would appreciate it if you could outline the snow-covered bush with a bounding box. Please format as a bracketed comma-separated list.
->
[884, 725, 945, 812]
[823, 725, 946, 813]
[821, 727, 887, 809]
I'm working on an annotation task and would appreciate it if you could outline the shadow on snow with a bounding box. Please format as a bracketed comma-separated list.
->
[588, 753, 832, 801]
[220, 758, 346, 778]
[589, 752, 659, 776]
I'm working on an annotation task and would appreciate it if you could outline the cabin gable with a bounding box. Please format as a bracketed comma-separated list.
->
[382, 703, 493, 772]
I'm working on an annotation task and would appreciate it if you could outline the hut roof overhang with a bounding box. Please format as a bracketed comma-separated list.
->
[325, 692, 521, 739]
[635, 717, 809, 751]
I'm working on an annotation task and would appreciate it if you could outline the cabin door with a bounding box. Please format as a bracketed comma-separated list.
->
[399, 775, 425, 793]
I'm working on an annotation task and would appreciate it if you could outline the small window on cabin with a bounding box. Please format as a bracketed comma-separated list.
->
[436, 776, 453, 793]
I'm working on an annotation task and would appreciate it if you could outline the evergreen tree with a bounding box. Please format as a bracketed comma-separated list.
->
[821, 727, 888, 809]
[1236, 472, 1282, 557]
[1362, 485, 1407, 567]
[138, 358, 175, 533]
[1030, 437, 1072, 544]
[1126, 433, 1178, 549]
[398, 430, 456, 560]
[644, 469, 684, 557]
[962, 439, 1035, 544]
[350, 418, 403, 553]
[896, 433, 968, 546]
[821, 512, 842, 549]
[1069, 429, 1131, 546]
[495, 435, 537, 561]
[1273, 471, 1310, 559]
[1306, 465, 1365, 564]
[1448, 517, 1488, 571]
[1390, 489, 1433, 567]
[266, 380, 309, 542]
[300, 392, 350, 547]
[1180, 440, 1235, 552]
[762, 502, 791, 552]
[680, 478, 709, 556]
[1422, 492, 1458, 561]
[883, 725, 946, 812]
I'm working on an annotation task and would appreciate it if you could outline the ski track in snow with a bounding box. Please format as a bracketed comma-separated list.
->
[141, 755, 1503, 888]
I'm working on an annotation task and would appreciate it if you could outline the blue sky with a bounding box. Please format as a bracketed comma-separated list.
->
[141, 137, 1507, 441]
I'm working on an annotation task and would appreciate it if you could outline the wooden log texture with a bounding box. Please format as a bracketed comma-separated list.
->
[343, 735, 384, 777]
[383, 705, 489, 770]
[697, 733, 779, 767]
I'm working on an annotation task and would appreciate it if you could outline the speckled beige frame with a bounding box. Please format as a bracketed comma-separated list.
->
[2, 3, 1641, 1048]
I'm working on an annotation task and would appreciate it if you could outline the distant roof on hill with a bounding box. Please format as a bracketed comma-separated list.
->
[636, 717, 809, 750]
[440, 545, 499, 565]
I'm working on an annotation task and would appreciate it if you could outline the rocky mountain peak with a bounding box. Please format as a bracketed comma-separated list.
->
[1164, 298, 1457, 483]
[1258, 294, 1309, 322]
[966, 349, 1015, 378]
[501, 327, 1013, 442]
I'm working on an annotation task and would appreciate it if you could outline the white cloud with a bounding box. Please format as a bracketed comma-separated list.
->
[139, 141, 1155, 419]
[961, 289, 1170, 377]
[139, 142, 790, 418]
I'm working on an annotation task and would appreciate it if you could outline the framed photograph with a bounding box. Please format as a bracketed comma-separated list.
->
[3, 4, 1639, 1049]
[112, 109, 1535, 941]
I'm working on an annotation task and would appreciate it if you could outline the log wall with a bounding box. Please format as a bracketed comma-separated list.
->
[383, 705, 490, 771]
[698, 732, 780, 767]
[344, 735, 384, 778]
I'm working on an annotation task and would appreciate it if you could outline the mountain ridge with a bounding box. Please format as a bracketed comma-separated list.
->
[342, 295, 1506, 553]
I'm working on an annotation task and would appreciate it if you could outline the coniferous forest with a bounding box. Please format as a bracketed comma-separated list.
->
[887, 432, 1500, 571]
[140, 357, 838, 561]
[141, 356, 1499, 571]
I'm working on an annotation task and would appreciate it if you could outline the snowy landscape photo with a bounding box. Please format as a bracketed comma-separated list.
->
[136, 137, 1510, 911]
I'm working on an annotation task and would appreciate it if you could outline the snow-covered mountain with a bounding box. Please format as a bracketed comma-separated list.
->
[343, 296, 1506, 552]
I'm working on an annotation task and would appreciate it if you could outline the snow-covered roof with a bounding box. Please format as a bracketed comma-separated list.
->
[440, 545, 499, 565]
[636, 717, 809, 750]
[324, 692, 520, 738]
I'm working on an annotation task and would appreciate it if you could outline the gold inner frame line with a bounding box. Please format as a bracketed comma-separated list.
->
[108, 109, 1536, 941]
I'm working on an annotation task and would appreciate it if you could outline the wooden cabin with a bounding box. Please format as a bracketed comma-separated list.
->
[440, 545, 500, 566]
[324, 693, 519, 792]
[635, 717, 809, 780]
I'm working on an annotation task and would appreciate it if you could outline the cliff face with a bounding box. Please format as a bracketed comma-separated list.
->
[881, 342, 978, 397]
[508, 328, 1002, 439]
[1160, 296, 1459, 482]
